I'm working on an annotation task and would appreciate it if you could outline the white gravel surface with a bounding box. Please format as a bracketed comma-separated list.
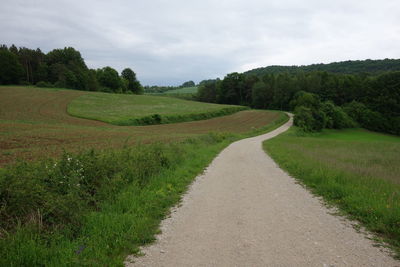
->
[126, 115, 399, 267]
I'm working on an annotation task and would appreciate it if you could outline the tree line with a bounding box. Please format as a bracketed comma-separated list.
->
[144, 80, 196, 94]
[244, 59, 400, 76]
[197, 70, 400, 135]
[0, 44, 143, 94]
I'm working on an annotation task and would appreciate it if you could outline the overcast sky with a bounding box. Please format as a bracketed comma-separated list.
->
[1, 0, 399, 85]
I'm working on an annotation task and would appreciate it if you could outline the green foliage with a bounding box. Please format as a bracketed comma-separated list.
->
[0, 50, 23, 84]
[180, 80, 195, 87]
[245, 58, 400, 76]
[46, 47, 88, 90]
[292, 92, 325, 132]
[0, 145, 174, 233]
[292, 92, 355, 132]
[321, 101, 356, 129]
[121, 68, 142, 94]
[251, 80, 272, 109]
[218, 72, 245, 104]
[264, 128, 400, 256]
[199, 67, 399, 135]
[96, 66, 121, 92]
[294, 106, 326, 132]
[343, 101, 391, 134]
[198, 81, 218, 103]
[0, 44, 142, 95]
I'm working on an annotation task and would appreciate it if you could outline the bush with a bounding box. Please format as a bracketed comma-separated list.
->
[0, 145, 175, 232]
[294, 106, 326, 132]
[322, 101, 356, 129]
[343, 101, 390, 133]
[36, 81, 53, 88]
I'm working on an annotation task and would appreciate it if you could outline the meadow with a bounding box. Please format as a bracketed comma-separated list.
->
[0, 86, 280, 166]
[163, 86, 198, 94]
[0, 85, 289, 265]
[263, 128, 400, 254]
[68, 88, 240, 125]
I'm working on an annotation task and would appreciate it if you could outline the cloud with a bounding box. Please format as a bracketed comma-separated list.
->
[1, 0, 399, 85]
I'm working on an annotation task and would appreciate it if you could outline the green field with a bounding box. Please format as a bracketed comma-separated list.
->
[163, 86, 198, 94]
[264, 128, 400, 254]
[0, 86, 281, 165]
[68, 90, 242, 125]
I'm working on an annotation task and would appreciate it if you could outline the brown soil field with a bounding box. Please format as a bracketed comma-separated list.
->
[0, 86, 281, 166]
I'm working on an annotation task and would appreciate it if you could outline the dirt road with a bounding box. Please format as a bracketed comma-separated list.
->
[127, 115, 398, 266]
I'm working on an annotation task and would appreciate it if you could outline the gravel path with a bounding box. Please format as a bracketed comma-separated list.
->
[126, 115, 398, 267]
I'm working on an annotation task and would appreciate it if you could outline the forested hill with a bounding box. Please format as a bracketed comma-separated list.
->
[244, 59, 400, 76]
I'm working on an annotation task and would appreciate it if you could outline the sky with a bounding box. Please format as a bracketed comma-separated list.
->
[1, 0, 399, 86]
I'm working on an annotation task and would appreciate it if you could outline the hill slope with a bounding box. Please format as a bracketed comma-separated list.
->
[0, 86, 283, 165]
[244, 58, 400, 76]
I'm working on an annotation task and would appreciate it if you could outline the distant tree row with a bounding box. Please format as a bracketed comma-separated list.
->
[180, 80, 195, 88]
[244, 59, 400, 76]
[144, 80, 196, 94]
[197, 71, 400, 135]
[144, 85, 177, 94]
[0, 44, 143, 94]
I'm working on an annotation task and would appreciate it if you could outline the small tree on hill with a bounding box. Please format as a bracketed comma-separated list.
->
[121, 68, 143, 94]
[181, 80, 195, 88]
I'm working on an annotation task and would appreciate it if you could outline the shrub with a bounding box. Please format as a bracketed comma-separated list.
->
[322, 101, 356, 129]
[343, 101, 390, 133]
[0, 144, 177, 233]
[294, 106, 326, 132]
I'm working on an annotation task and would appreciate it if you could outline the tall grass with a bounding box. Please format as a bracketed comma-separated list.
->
[263, 128, 400, 256]
[0, 135, 230, 265]
[0, 112, 289, 266]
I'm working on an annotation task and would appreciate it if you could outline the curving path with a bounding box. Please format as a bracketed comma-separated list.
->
[126, 115, 398, 267]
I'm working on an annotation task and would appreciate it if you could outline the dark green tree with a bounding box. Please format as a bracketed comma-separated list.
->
[0, 50, 24, 84]
[121, 68, 142, 94]
[197, 80, 218, 103]
[181, 80, 195, 87]
[218, 72, 245, 104]
[97, 67, 121, 92]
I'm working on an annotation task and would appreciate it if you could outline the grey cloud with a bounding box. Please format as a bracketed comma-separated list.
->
[1, 0, 399, 85]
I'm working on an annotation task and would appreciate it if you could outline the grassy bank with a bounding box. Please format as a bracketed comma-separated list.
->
[0, 113, 289, 266]
[263, 128, 400, 255]
[68, 91, 245, 125]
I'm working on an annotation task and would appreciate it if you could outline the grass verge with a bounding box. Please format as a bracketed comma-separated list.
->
[0, 112, 288, 266]
[263, 127, 400, 256]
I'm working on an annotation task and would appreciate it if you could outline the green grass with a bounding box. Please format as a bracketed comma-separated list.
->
[0, 111, 289, 266]
[68, 91, 245, 125]
[163, 86, 198, 94]
[263, 128, 400, 255]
